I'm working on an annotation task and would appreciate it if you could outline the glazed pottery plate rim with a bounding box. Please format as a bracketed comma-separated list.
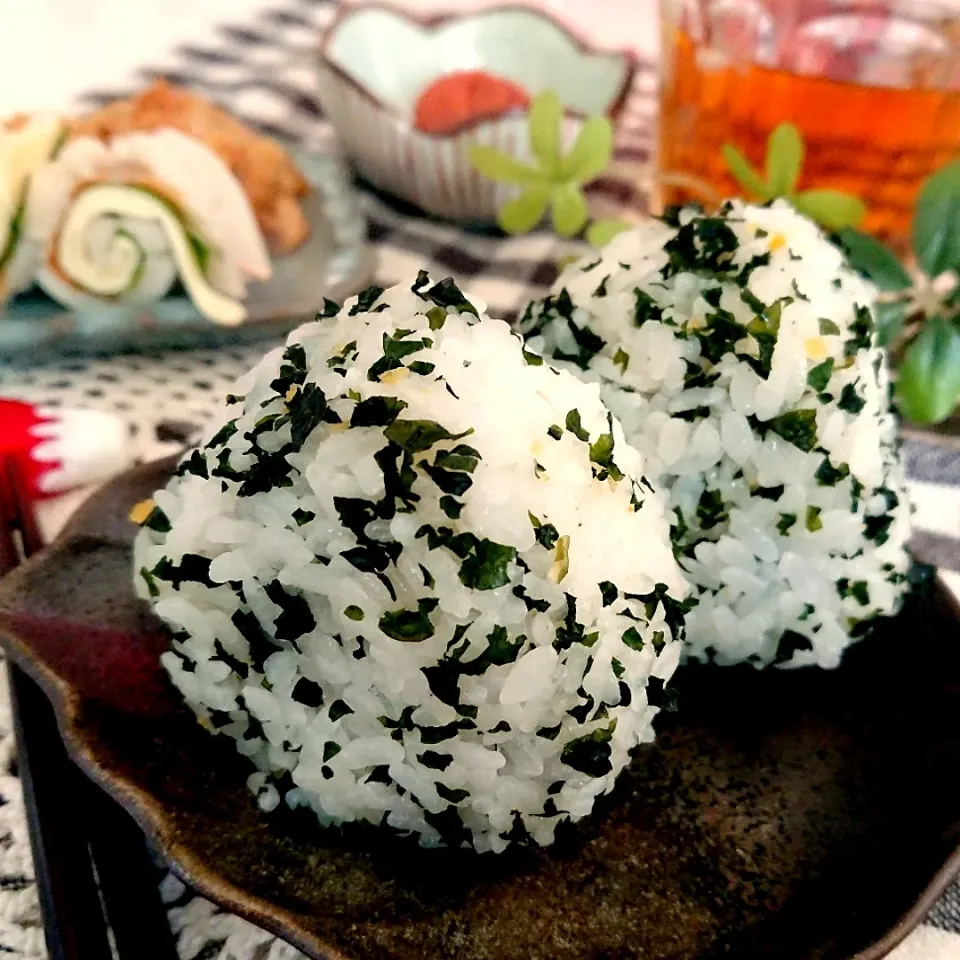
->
[0, 457, 350, 960]
[317, 1, 637, 129]
[1, 457, 960, 960]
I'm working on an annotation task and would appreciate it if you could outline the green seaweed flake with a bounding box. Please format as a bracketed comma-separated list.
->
[588, 414, 624, 481]
[864, 512, 895, 545]
[625, 582, 689, 643]
[263, 581, 315, 644]
[439, 496, 463, 519]
[777, 513, 797, 535]
[621, 626, 645, 651]
[367, 331, 433, 381]
[411, 272, 479, 317]
[663, 217, 739, 278]
[819, 317, 842, 336]
[153, 554, 213, 589]
[460, 539, 517, 590]
[287, 383, 340, 448]
[327, 341, 359, 369]
[696, 307, 747, 365]
[409, 360, 436, 376]
[845, 305, 874, 357]
[351, 395, 408, 428]
[807, 358, 835, 392]
[329, 699, 354, 721]
[207, 420, 238, 448]
[599, 581, 618, 607]
[436, 783, 470, 803]
[384, 419, 472, 453]
[837, 578, 870, 605]
[766, 409, 818, 452]
[522, 347, 544, 366]
[269, 344, 308, 395]
[535, 523, 560, 550]
[379, 598, 440, 642]
[348, 285, 386, 316]
[291, 676, 324, 707]
[773, 630, 813, 666]
[560, 721, 617, 777]
[815, 458, 850, 486]
[554, 317, 607, 370]
[142, 505, 171, 533]
[423, 463, 473, 496]
[232, 609, 282, 672]
[696, 489, 728, 530]
[633, 288, 663, 326]
[744, 297, 790, 377]
[434, 445, 481, 473]
[565, 409, 590, 441]
[838, 383, 866, 414]
[415, 526, 517, 591]
[176, 449, 209, 479]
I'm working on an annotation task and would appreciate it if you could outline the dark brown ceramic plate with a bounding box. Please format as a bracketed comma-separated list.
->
[1, 459, 959, 960]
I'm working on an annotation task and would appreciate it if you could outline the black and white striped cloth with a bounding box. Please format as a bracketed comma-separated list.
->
[1, 1, 959, 958]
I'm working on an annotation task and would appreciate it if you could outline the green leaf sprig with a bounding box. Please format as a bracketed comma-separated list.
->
[723, 123, 866, 231]
[468, 91, 630, 246]
[833, 158, 960, 425]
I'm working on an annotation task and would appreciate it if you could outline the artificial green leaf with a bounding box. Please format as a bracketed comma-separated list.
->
[913, 159, 960, 278]
[896, 316, 960, 423]
[721, 143, 769, 199]
[873, 301, 908, 347]
[550, 182, 589, 238]
[765, 123, 804, 196]
[497, 185, 551, 235]
[468, 145, 543, 185]
[792, 190, 865, 231]
[586, 218, 631, 248]
[560, 116, 614, 183]
[529, 90, 563, 176]
[835, 227, 911, 291]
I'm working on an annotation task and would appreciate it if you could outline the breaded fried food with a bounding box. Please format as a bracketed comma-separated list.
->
[69, 81, 310, 254]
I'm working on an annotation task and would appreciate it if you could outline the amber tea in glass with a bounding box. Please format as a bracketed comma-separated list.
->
[658, 0, 960, 244]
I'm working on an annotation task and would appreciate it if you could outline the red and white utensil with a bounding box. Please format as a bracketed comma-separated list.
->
[0, 397, 133, 499]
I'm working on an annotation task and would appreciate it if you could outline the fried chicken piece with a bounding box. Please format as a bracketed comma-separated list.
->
[69, 81, 310, 254]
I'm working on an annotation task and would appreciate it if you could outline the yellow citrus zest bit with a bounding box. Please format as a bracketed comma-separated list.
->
[129, 498, 156, 525]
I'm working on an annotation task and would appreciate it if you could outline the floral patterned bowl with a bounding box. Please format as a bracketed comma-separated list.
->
[315, 3, 635, 222]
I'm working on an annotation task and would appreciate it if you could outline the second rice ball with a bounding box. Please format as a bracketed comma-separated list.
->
[523, 200, 911, 669]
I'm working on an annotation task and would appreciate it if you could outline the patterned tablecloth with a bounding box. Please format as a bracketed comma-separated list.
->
[1, 1, 959, 958]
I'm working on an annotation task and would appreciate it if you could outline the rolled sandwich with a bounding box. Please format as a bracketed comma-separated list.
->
[0, 114, 66, 304]
[26, 128, 273, 326]
[70, 81, 310, 255]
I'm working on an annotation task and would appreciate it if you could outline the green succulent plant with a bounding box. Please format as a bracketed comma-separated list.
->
[469, 89, 960, 427]
[467, 91, 630, 247]
[722, 123, 866, 231]
[835, 159, 960, 424]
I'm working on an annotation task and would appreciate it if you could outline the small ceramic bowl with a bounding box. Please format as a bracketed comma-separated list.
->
[316, 3, 635, 222]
